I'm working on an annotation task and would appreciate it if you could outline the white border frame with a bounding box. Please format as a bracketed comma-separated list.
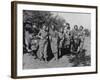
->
[16, 3, 97, 77]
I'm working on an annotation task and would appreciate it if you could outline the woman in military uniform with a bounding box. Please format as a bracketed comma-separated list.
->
[49, 25, 59, 61]
[62, 23, 71, 55]
[36, 25, 48, 62]
[58, 28, 64, 57]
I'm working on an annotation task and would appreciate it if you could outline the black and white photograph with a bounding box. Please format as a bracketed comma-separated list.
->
[11, 1, 97, 78]
[23, 10, 91, 69]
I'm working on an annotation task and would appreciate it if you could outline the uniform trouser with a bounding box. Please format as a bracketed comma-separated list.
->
[58, 39, 63, 56]
[51, 38, 58, 53]
[37, 39, 47, 59]
[50, 38, 58, 60]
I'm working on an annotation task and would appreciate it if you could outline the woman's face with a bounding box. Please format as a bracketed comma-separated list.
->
[60, 28, 63, 32]
[66, 24, 69, 28]
[64, 27, 67, 32]
[43, 25, 46, 30]
[74, 39, 78, 43]
[51, 25, 54, 29]
[25, 24, 31, 28]
[33, 24, 36, 28]
[74, 25, 78, 31]
[65, 27, 68, 30]
[79, 26, 83, 31]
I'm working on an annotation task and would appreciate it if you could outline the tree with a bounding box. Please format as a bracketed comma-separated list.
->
[23, 10, 66, 31]
[23, 10, 53, 29]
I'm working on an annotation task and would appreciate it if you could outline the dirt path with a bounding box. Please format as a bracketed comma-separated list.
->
[23, 53, 74, 69]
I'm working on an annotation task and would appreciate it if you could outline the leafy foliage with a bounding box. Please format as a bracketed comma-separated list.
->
[23, 10, 65, 30]
[84, 29, 91, 37]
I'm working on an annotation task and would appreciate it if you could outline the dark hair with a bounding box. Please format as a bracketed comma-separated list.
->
[24, 21, 32, 27]
[24, 21, 32, 30]
[24, 22, 34, 33]
[67, 26, 70, 30]
[65, 23, 70, 30]
[66, 23, 70, 26]
[80, 25, 84, 30]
